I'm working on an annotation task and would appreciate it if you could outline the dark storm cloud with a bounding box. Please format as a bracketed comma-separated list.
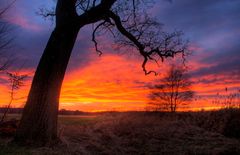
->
[0, 75, 7, 84]
[157, 0, 240, 33]
[2, 0, 95, 72]
[133, 80, 152, 89]
[8, 20, 94, 72]
[156, 0, 240, 80]
[11, 29, 51, 69]
[156, 0, 240, 48]
[201, 45, 240, 64]
[3, 0, 240, 81]
[191, 60, 240, 78]
[192, 43, 240, 78]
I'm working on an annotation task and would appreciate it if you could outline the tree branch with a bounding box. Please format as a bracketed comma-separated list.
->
[92, 21, 107, 56]
[108, 10, 187, 75]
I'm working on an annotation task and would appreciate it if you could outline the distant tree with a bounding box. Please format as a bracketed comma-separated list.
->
[148, 65, 194, 112]
[213, 88, 240, 109]
[0, 71, 27, 123]
[0, 1, 14, 71]
[15, 0, 188, 145]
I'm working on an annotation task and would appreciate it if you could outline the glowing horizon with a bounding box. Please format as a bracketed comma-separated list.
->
[0, 53, 239, 112]
[0, 0, 239, 112]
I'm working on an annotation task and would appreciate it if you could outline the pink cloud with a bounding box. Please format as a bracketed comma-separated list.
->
[6, 13, 43, 32]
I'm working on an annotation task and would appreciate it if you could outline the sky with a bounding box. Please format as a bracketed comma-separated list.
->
[0, 0, 239, 111]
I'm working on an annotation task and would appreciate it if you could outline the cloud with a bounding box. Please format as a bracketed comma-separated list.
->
[0, 0, 240, 111]
[6, 14, 43, 32]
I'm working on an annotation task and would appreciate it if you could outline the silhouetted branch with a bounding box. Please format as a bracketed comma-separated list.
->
[108, 11, 187, 75]
[0, 71, 28, 123]
[36, 7, 55, 21]
[37, 0, 188, 75]
[92, 20, 110, 56]
[0, 0, 16, 16]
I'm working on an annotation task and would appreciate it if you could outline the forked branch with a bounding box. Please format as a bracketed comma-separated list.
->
[108, 11, 187, 75]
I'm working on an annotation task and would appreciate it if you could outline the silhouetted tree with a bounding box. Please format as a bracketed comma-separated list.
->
[0, 71, 27, 123]
[148, 65, 194, 112]
[15, 0, 188, 145]
[213, 88, 240, 109]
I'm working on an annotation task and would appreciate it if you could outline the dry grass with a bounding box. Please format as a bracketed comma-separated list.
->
[1, 110, 240, 155]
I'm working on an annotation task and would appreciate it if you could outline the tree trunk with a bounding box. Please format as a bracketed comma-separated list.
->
[14, 24, 80, 146]
[12, 0, 116, 146]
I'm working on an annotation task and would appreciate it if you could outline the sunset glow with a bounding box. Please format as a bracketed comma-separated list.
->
[0, 0, 239, 112]
[0, 52, 239, 111]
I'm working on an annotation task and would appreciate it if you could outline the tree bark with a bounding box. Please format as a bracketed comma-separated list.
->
[14, 24, 80, 146]
[13, 0, 116, 146]
[13, 0, 83, 146]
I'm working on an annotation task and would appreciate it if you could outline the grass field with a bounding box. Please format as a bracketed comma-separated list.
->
[1, 109, 240, 155]
[0, 114, 101, 155]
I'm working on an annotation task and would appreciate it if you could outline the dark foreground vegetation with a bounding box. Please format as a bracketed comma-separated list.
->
[0, 108, 94, 116]
[0, 108, 240, 155]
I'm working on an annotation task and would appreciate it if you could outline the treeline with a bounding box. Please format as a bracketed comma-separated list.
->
[0, 108, 93, 115]
[58, 109, 91, 115]
[0, 108, 23, 114]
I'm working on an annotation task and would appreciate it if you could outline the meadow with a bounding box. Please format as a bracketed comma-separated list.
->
[1, 109, 240, 155]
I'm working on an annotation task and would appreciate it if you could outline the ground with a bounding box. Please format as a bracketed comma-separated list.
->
[0, 109, 240, 155]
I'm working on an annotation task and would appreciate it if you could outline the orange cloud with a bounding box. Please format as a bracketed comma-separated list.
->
[60, 54, 158, 111]
[0, 53, 239, 112]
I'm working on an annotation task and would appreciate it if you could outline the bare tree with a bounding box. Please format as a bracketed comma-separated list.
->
[0, 71, 27, 123]
[0, 1, 14, 71]
[15, 0, 188, 145]
[148, 65, 194, 112]
[212, 88, 240, 109]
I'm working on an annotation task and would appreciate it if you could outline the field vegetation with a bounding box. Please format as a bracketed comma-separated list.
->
[1, 108, 240, 155]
